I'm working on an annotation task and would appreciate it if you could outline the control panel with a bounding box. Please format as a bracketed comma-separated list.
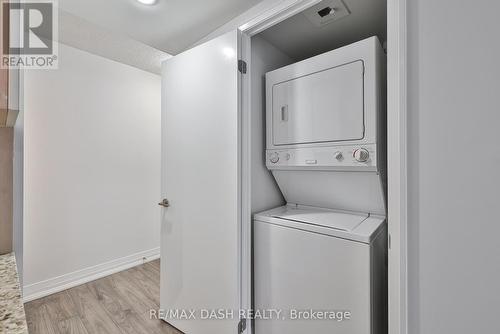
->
[266, 144, 377, 170]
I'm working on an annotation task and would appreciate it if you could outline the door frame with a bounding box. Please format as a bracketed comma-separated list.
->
[237, 1, 408, 333]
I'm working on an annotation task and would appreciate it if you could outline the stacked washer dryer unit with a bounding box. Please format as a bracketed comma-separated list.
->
[254, 37, 387, 334]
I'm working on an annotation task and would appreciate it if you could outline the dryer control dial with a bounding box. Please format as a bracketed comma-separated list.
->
[269, 152, 280, 164]
[353, 148, 370, 162]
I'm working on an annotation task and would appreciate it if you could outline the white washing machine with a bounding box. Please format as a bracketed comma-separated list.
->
[254, 37, 387, 334]
[253, 205, 386, 334]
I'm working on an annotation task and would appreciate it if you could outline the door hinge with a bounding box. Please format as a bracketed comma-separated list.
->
[238, 318, 247, 334]
[238, 60, 247, 74]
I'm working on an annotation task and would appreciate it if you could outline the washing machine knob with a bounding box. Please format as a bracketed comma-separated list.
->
[269, 152, 280, 164]
[353, 148, 370, 162]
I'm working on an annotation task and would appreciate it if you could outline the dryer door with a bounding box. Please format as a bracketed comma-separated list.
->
[272, 60, 365, 146]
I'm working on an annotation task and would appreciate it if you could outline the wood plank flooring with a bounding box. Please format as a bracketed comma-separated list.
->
[24, 260, 182, 334]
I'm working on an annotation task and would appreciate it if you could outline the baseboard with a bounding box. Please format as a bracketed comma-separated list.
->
[22, 247, 160, 303]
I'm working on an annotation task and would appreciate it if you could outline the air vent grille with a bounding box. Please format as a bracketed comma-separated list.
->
[303, 0, 351, 27]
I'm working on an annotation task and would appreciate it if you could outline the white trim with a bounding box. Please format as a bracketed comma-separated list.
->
[387, 0, 408, 333]
[239, 0, 322, 36]
[22, 248, 160, 303]
[239, 31, 253, 334]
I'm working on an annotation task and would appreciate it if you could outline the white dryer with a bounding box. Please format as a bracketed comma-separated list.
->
[254, 37, 387, 334]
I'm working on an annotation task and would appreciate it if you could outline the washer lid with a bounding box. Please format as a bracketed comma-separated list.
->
[255, 205, 386, 243]
[271, 208, 368, 232]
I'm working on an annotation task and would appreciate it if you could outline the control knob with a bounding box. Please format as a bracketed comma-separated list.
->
[353, 148, 370, 163]
[269, 152, 279, 164]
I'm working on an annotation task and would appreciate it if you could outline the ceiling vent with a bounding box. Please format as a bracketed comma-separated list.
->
[303, 0, 351, 27]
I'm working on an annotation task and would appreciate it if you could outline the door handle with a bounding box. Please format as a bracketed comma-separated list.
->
[280, 105, 288, 121]
[158, 199, 170, 208]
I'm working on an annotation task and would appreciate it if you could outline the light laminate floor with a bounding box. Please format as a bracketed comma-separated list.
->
[24, 260, 182, 334]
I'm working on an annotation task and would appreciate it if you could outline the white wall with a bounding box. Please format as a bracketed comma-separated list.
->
[13, 106, 23, 284]
[11, 8, 23, 279]
[250, 36, 290, 214]
[407, 1, 500, 333]
[23, 43, 161, 300]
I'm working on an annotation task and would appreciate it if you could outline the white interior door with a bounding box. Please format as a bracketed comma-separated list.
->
[160, 30, 241, 334]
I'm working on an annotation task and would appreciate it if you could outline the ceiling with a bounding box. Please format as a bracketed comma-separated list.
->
[259, 0, 386, 61]
[58, 0, 262, 55]
[58, 10, 171, 74]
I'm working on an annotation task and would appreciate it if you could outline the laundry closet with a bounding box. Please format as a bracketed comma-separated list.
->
[159, 1, 388, 334]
